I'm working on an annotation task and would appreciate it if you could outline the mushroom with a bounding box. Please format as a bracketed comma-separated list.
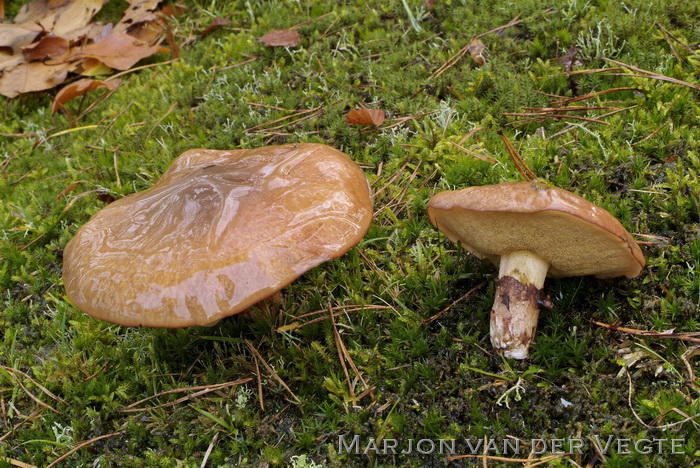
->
[426, 181, 644, 359]
[62, 143, 372, 327]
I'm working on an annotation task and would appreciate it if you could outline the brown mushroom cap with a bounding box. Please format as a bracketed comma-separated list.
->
[63, 143, 373, 327]
[426, 181, 644, 278]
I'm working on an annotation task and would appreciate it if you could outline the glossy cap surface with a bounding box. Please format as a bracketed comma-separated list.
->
[63, 143, 372, 327]
[427, 181, 644, 278]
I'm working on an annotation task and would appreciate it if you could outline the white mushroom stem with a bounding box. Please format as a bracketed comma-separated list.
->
[490, 250, 550, 360]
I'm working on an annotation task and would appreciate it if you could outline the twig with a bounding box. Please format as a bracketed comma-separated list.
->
[119, 378, 252, 413]
[632, 120, 671, 146]
[547, 105, 637, 140]
[146, 102, 178, 142]
[329, 303, 356, 399]
[245, 341, 300, 403]
[446, 452, 571, 464]
[200, 432, 219, 468]
[0, 366, 66, 404]
[430, 9, 554, 80]
[498, 130, 537, 181]
[0, 409, 42, 442]
[379, 111, 437, 130]
[655, 22, 695, 54]
[549, 87, 637, 107]
[105, 59, 179, 82]
[246, 106, 321, 132]
[0, 457, 37, 468]
[593, 320, 700, 344]
[0, 367, 60, 413]
[680, 345, 700, 391]
[219, 54, 257, 71]
[503, 112, 611, 125]
[625, 368, 700, 430]
[448, 141, 497, 164]
[423, 281, 488, 324]
[252, 351, 265, 411]
[603, 58, 700, 91]
[46, 431, 125, 468]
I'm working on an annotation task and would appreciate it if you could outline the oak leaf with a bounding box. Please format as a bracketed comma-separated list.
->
[200, 17, 231, 39]
[346, 109, 385, 126]
[22, 35, 70, 62]
[258, 29, 301, 47]
[68, 32, 161, 70]
[52, 77, 120, 114]
[0, 61, 71, 98]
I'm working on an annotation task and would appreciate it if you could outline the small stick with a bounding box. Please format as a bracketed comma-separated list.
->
[445, 452, 570, 464]
[200, 432, 219, 468]
[603, 58, 700, 91]
[423, 281, 488, 324]
[253, 354, 265, 411]
[498, 130, 537, 181]
[245, 341, 300, 403]
[632, 120, 671, 146]
[593, 320, 700, 344]
[503, 112, 611, 125]
[549, 87, 637, 107]
[146, 102, 178, 142]
[448, 141, 497, 164]
[46, 431, 125, 468]
[329, 303, 356, 399]
[121, 379, 252, 411]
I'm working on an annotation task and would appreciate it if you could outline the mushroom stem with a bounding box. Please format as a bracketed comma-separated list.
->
[490, 250, 550, 360]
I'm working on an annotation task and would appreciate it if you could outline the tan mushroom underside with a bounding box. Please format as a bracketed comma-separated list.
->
[427, 181, 644, 278]
[63, 143, 372, 327]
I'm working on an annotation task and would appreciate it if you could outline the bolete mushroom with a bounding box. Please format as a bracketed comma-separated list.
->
[63, 143, 372, 327]
[427, 181, 645, 359]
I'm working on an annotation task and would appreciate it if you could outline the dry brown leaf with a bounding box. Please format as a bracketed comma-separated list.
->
[0, 25, 42, 56]
[113, 0, 162, 35]
[200, 17, 231, 39]
[52, 77, 120, 114]
[467, 38, 486, 66]
[22, 35, 69, 62]
[346, 109, 385, 126]
[258, 29, 301, 47]
[68, 32, 161, 70]
[17, 0, 105, 39]
[0, 1, 5, 22]
[160, 3, 188, 18]
[0, 55, 23, 74]
[0, 61, 71, 98]
[125, 18, 164, 44]
[72, 57, 111, 75]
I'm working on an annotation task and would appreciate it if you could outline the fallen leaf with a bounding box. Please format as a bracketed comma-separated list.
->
[0, 61, 71, 98]
[68, 32, 161, 70]
[52, 78, 120, 114]
[114, 0, 162, 36]
[200, 17, 231, 39]
[346, 109, 385, 126]
[467, 38, 486, 66]
[0, 1, 4, 21]
[17, 0, 105, 39]
[160, 3, 188, 18]
[73, 57, 112, 76]
[258, 29, 301, 47]
[22, 35, 69, 62]
[0, 24, 42, 56]
[560, 45, 583, 72]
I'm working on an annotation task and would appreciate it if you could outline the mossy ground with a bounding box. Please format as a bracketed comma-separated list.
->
[1, 0, 699, 466]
